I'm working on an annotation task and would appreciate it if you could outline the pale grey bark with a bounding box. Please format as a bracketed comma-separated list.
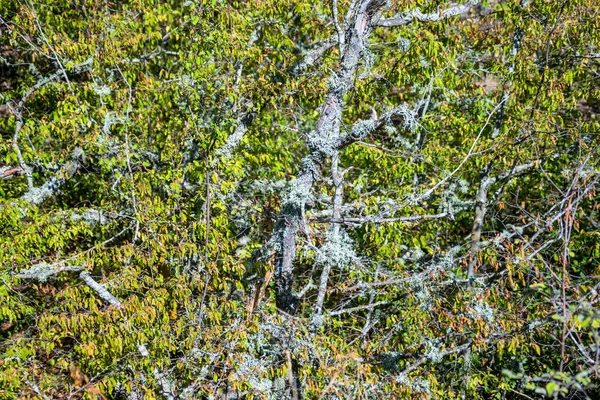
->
[326, 300, 390, 317]
[315, 212, 449, 225]
[492, 27, 523, 138]
[0, 148, 86, 214]
[274, 0, 388, 315]
[275, 0, 469, 321]
[20, 149, 84, 205]
[79, 272, 123, 308]
[25, 381, 51, 400]
[15, 263, 84, 281]
[15, 262, 123, 308]
[4, 69, 67, 190]
[68, 209, 113, 226]
[377, 1, 480, 27]
[467, 160, 539, 279]
[212, 110, 254, 165]
[313, 153, 344, 322]
[9, 104, 34, 190]
[270, 4, 388, 398]
[398, 342, 472, 377]
[467, 168, 493, 279]
[338, 103, 418, 148]
[466, 25, 525, 280]
[331, 0, 345, 53]
[292, 36, 338, 75]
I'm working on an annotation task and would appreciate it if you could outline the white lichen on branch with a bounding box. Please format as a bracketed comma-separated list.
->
[315, 229, 357, 269]
[15, 263, 84, 282]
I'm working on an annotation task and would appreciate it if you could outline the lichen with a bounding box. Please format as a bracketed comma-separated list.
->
[327, 72, 347, 96]
[93, 85, 111, 98]
[16, 263, 54, 282]
[214, 121, 247, 162]
[248, 179, 287, 194]
[71, 209, 109, 225]
[283, 177, 314, 208]
[470, 298, 495, 323]
[395, 374, 431, 395]
[350, 119, 376, 140]
[315, 229, 357, 269]
[391, 132, 413, 150]
[307, 131, 338, 157]
[424, 339, 443, 363]
[359, 49, 376, 79]
[457, 179, 470, 194]
[21, 184, 55, 205]
[397, 37, 411, 53]
[102, 111, 120, 134]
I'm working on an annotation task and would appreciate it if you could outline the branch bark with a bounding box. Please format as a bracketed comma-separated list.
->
[313, 153, 344, 323]
[273, 0, 387, 315]
[15, 263, 123, 308]
[79, 272, 123, 308]
[376, 1, 480, 27]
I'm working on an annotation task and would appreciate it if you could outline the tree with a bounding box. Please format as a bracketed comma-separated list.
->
[1, 0, 599, 398]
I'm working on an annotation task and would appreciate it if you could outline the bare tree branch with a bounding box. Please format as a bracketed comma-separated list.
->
[376, 1, 480, 27]
[15, 263, 84, 281]
[326, 300, 390, 317]
[0, 166, 25, 180]
[273, 0, 388, 315]
[79, 272, 123, 308]
[19, 148, 85, 205]
[15, 262, 123, 308]
[398, 342, 472, 377]
[291, 35, 338, 75]
[312, 212, 449, 225]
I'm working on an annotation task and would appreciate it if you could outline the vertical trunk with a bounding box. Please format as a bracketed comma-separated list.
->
[274, 0, 385, 314]
[272, 3, 386, 398]
[274, 172, 315, 314]
[314, 153, 344, 319]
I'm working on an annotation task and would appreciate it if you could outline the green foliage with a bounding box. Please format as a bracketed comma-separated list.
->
[1, 0, 599, 398]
